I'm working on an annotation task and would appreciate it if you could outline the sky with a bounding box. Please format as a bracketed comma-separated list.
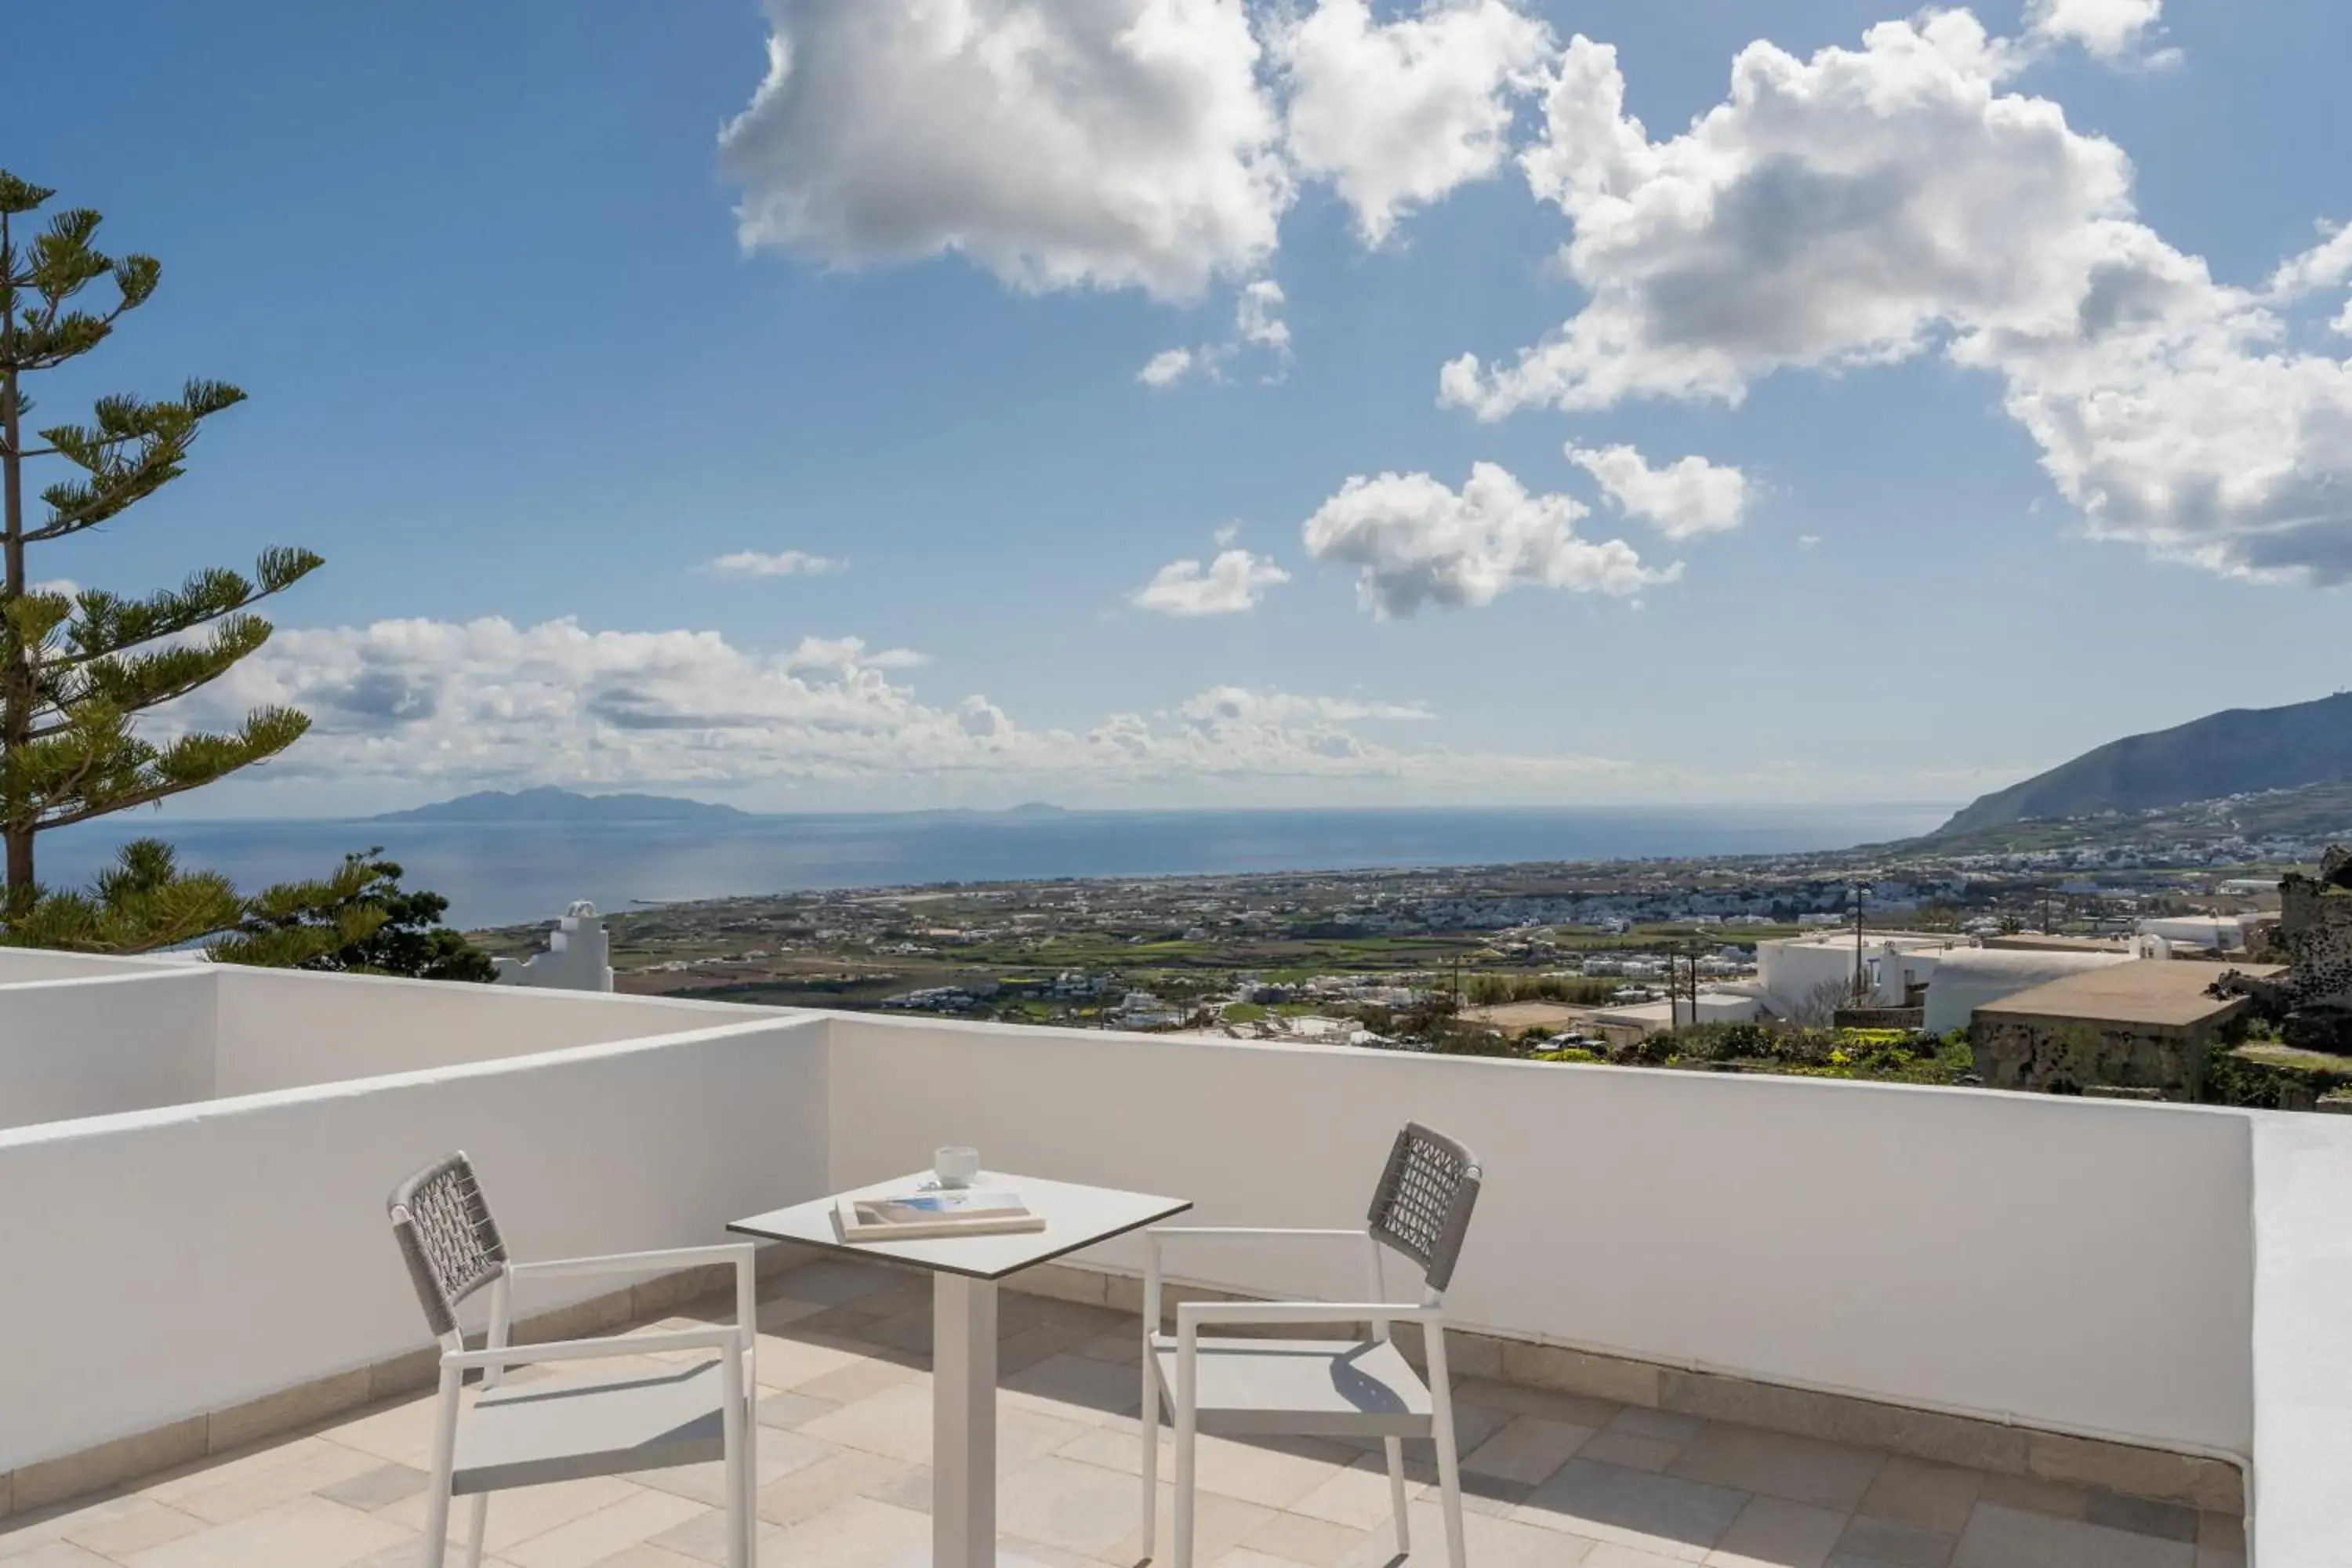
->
[6, 0, 2351, 816]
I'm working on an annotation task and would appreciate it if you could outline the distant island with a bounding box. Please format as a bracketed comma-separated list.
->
[372, 786, 751, 825]
[1936, 691, 2352, 837]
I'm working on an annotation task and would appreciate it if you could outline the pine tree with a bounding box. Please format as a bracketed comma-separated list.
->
[0, 170, 318, 904]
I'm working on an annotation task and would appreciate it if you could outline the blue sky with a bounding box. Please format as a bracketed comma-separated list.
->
[8, 0, 2350, 815]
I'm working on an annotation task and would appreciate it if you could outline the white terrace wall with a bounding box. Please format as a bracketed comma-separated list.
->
[0, 949, 183, 984]
[0, 1014, 829, 1472]
[210, 965, 762, 1094]
[825, 1014, 2256, 1461]
[0, 970, 216, 1131]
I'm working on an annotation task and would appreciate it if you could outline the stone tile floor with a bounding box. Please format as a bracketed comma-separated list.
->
[1, 1257, 2245, 1568]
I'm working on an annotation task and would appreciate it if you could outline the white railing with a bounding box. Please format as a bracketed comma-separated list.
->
[824, 1014, 2254, 1461]
[0, 985, 2343, 1562]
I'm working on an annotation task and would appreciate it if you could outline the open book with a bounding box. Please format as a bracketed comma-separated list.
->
[834, 1188, 1047, 1243]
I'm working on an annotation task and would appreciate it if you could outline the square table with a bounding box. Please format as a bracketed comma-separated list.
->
[731, 1171, 1190, 1568]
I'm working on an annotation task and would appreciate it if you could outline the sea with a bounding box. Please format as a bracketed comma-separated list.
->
[36, 804, 1953, 931]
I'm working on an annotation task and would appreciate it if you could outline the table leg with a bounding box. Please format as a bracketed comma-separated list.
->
[934, 1272, 998, 1568]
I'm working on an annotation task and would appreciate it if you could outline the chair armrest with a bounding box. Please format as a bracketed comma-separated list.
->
[506, 1243, 756, 1283]
[1173, 1301, 1439, 1332]
[442, 1324, 743, 1371]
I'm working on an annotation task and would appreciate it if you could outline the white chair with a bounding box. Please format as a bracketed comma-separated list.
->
[1140, 1123, 1483, 1568]
[387, 1152, 759, 1568]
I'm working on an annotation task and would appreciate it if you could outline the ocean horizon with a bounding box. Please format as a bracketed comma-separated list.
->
[38, 804, 1955, 931]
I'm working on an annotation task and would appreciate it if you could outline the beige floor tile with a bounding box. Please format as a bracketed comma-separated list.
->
[646, 1503, 786, 1565]
[798, 1381, 1089, 1472]
[0, 1544, 117, 1567]
[57, 1497, 210, 1559]
[1587, 1546, 1692, 1568]
[1054, 1425, 1163, 1479]
[1287, 1457, 1406, 1532]
[1004, 1354, 1144, 1425]
[121, 1494, 411, 1568]
[1704, 1496, 1849, 1568]
[1463, 1417, 1598, 1486]
[1211, 1548, 1316, 1568]
[1240, 1509, 1373, 1566]
[755, 1334, 872, 1393]
[1577, 1435, 1682, 1474]
[1857, 1459, 1982, 1537]
[1516, 1459, 1750, 1562]
[318, 1461, 433, 1512]
[1973, 1474, 2088, 1520]
[0, 1495, 147, 1561]
[1075, 1332, 1143, 1367]
[634, 1429, 840, 1505]
[795, 1356, 924, 1408]
[1833, 1512, 1955, 1567]
[1606, 1410, 1704, 1446]
[1668, 1426, 1886, 1512]
[1951, 1504, 2193, 1568]
[501, 1488, 710, 1568]
[1336, 1498, 1598, 1568]
[1455, 1379, 1624, 1430]
[381, 1475, 645, 1553]
[161, 1438, 385, 1525]
[318, 1396, 448, 1468]
[756, 1450, 915, 1530]
[1098, 1480, 1276, 1565]
[997, 1455, 1152, 1557]
[768, 1261, 912, 1308]
[1189, 1436, 1358, 1511]
[763, 1494, 931, 1568]
[568, 1547, 706, 1568]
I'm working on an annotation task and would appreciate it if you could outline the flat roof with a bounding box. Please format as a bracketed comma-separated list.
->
[1976, 959, 2285, 1029]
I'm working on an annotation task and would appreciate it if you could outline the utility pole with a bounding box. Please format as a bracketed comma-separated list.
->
[1852, 880, 1870, 1003]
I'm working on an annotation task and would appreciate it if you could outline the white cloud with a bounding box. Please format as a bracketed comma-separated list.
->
[1131, 548, 1292, 615]
[1236, 278, 1290, 355]
[2024, 0, 2165, 61]
[718, 0, 1290, 300]
[166, 615, 1624, 795]
[1276, 0, 1553, 245]
[2269, 222, 2352, 302]
[702, 549, 844, 577]
[1443, 12, 2352, 584]
[1566, 443, 1748, 539]
[1140, 277, 1291, 387]
[1797, 533, 1822, 548]
[1301, 460, 1674, 617]
[1138, 347, 1199, 387]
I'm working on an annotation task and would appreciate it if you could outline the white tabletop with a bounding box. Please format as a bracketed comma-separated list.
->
[728, 1170, 1191, 1281]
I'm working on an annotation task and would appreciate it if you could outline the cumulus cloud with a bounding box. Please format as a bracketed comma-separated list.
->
[2024, 0, 2165, 61]
[1301, 461, 1673, 617]
[1566, 444, 1748, 539]
[1276, 0, 1553, 245]
[718, 0, 1290, 300]
[703, 548, 844, 577]
[164, 615, 1624, 794]
[1131, 547, 1292, 615]
[1442, 12, 2352, 584]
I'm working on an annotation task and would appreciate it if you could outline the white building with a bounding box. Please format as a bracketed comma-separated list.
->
[492, 900, 614, 992]
[2136, 913, 2263, 951]
[1754, 931, 1965, 1017]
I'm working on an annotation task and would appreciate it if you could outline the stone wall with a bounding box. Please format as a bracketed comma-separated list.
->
[1971, 1009, 2239, 1101]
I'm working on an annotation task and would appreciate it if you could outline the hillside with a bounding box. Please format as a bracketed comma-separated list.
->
[373, 786, 750, 824]
[1936, 691, 2352, 837]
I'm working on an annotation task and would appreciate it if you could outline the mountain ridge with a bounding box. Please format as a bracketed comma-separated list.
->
[1936, 691, 2352, 837]
[372, 786, 750, 824]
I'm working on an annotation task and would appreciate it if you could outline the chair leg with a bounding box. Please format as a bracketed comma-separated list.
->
[722, 1349, 751, 1568]
[1426, 1332, 1465, 1568]
[1172, 1391, 1196, 1568]
[422, 1365, 461, 1568]
[463, 1494, 488, 1568]
[1383, 1437, 1410, 1558]
[1139, 1356, 1160, 1560]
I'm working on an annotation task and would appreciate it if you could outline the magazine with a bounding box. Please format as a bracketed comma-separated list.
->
[834, 1187, 1045, 1242]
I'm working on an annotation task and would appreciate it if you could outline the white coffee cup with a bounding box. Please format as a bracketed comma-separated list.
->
[935, 1146, 981, 1189]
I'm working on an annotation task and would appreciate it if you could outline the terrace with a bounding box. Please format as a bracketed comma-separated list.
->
[0, 948, 2338, 1565]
